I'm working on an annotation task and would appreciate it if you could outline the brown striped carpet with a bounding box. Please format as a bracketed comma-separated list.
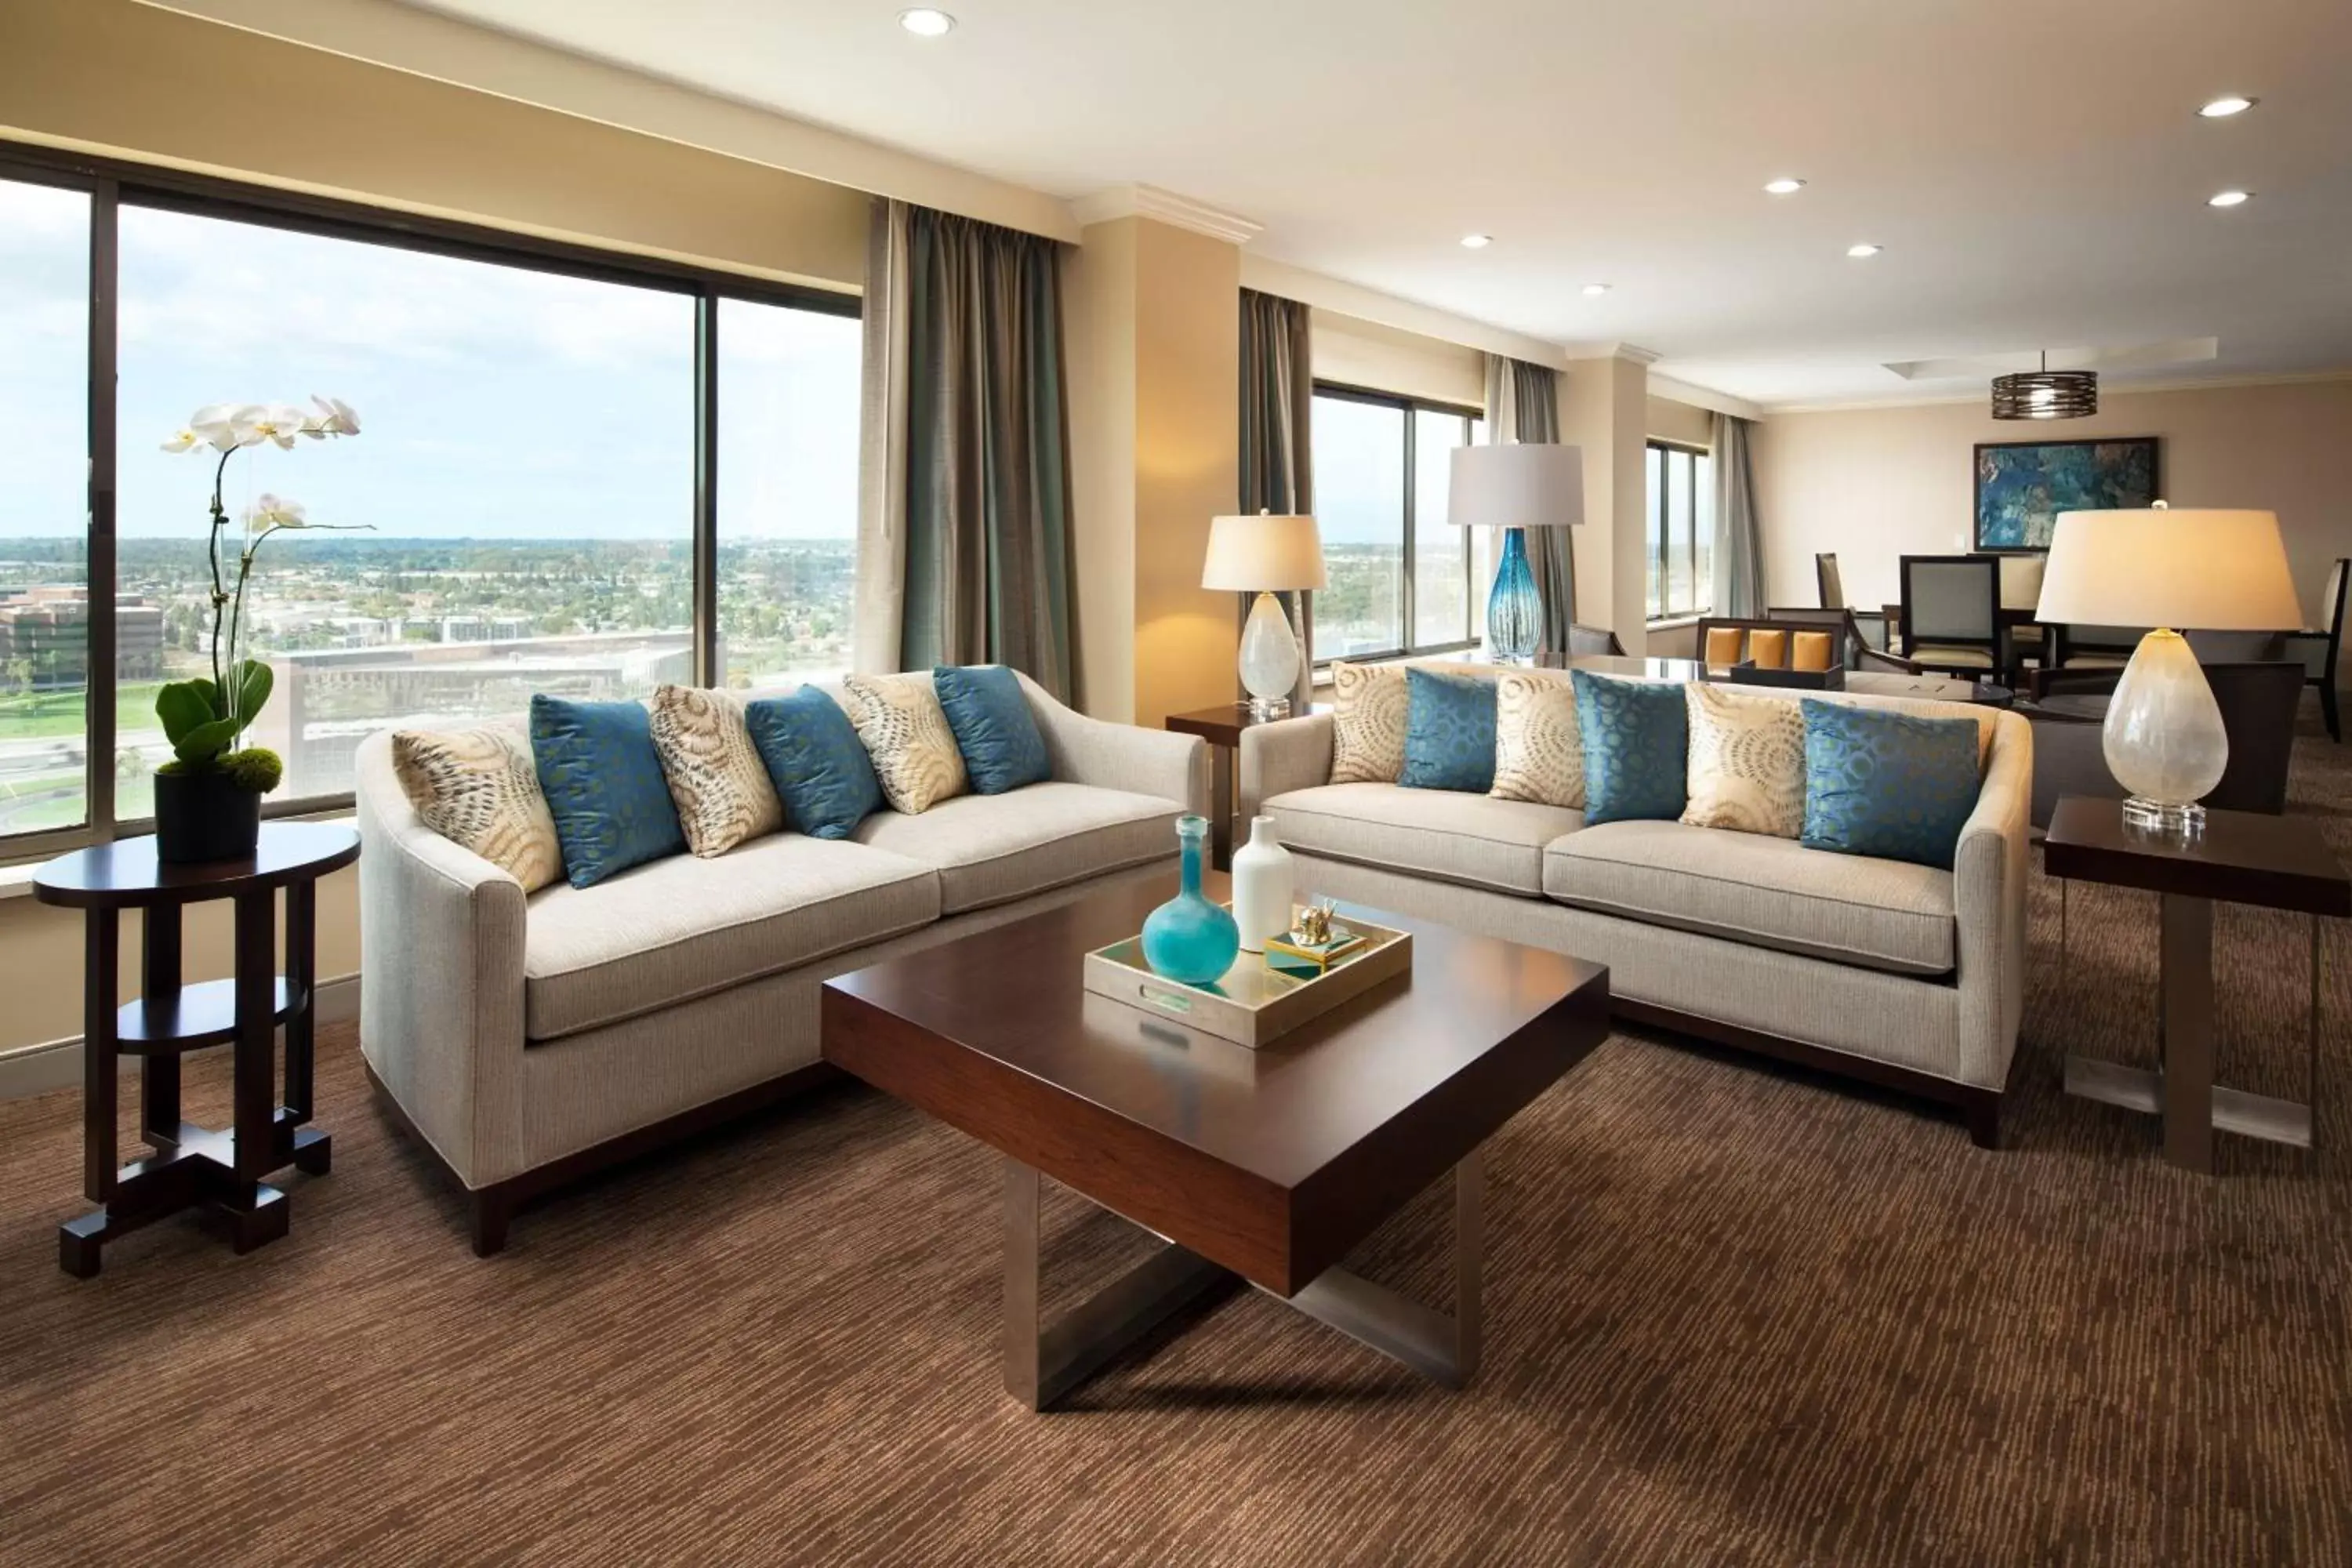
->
[3, 717, 2349, 1567]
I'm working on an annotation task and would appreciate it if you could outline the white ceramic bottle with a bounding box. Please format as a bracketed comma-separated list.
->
[1231, 815, 1295, 953]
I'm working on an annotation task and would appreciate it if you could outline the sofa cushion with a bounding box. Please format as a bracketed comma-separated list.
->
[530, 694, 686, 890]
[855, 782, 1178, 915]
[648, 684, 783, 858]
[1330, 661, 1409, 783]
[1400, 666, 1498, 793]
[841, 672, 968, 815]
[523, 834, 941, 1041]
[1543, 819, 1955, 977]
[1265, 782, 1583, 898]
[1573, 670, 1688, 825]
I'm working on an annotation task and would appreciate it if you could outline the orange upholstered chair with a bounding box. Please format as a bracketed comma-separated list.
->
[1791, 630, 1835, 672]
[1747, 629, 1789, 670]
[1704, 626, 1744, 667]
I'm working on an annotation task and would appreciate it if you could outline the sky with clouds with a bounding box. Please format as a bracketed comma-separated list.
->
[1, 177, 862, 550]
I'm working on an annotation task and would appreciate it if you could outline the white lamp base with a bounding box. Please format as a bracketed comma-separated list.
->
[2103, 627, 2227, 843]
[1237, 590, 1301, 717]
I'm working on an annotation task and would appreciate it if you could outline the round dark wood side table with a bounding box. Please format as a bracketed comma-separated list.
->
[33, 821, 360, 1277]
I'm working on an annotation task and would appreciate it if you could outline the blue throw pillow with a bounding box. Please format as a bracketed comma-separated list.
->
[745, 686, 884, 839]
[933, 664, 1051, 794]
[1573, 672, 1688, 824]
[529, 694, 685, 889]
[1399, 667, 1498, 792]
[1799, 699, 1980, 869]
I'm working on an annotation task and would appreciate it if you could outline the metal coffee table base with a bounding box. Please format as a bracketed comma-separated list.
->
[1001, 1149, 1484, 1411]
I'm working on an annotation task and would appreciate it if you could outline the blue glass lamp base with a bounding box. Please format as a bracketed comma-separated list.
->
[1486, 528, 1541, 663]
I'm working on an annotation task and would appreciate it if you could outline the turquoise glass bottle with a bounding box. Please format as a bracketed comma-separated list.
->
[1141, 815, 1241, 985]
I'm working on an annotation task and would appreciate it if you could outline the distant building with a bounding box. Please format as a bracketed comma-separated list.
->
[0, 587, 165, 687]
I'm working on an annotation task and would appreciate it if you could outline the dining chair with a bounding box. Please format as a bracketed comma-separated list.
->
[1566, 622, 1626, 657]
[1995, 553, 2047, 672]
[1815, 553, 1844, 610]
[1898, 555, 2003, 678]
[1761, 607, 1922, 673]
[2281, 556, 2347, 741]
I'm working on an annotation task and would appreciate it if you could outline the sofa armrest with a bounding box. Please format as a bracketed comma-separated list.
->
[354, 731, 531, 1190]
[1016, 673, 1209, 815]
[1951, 711, 2032, 1091]
[1238, 713, 1335, 821]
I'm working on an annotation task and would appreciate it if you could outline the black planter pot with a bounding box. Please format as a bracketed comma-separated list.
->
[153, 768, 263, 864]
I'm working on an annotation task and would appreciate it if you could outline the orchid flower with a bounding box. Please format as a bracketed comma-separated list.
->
[245, 404, 309, 450]
[244, 494, 308, 532]
[183, 403, 255, 452]
[302, 394, 361, 438]
[162, 425, 201, 453]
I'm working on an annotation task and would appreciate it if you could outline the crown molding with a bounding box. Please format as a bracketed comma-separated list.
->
[1647, 373, 1762, 423]
[1554, 339, 1661, 366]
[1237, 255, 1570, 369]
[1764, 367, 2352, 416]
[1069, 183, 1262, 245]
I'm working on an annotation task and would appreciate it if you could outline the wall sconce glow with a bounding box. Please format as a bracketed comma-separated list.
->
[2198, 95, 2257, 118]
[1846, 243, 1883, 258]
[898, 8, 956, 36]
[1581, 283, 1610, 296]
[1763, 177, 1807, 196]
[1460, 234, 1493, 249]
[2207, 190, 2252, 208]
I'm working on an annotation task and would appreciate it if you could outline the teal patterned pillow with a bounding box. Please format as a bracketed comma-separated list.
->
[745, 686, 884, 839]
[1799, 699, 1980, 869]
[1573, 673, 1688, 824]
[1400, 668, 1498, 792]
[530, 695, 686, 888]
[934, 664, 1051, 794]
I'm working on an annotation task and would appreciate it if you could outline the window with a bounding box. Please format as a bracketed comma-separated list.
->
[0, 177, 92, 840]
[1308, 386, 1483, 663]
[0, 143, 860, 855]
[1646, 440, 1714, 621]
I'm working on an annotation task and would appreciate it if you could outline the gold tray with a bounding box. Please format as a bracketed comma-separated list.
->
[1082, 906, 1413, 1048]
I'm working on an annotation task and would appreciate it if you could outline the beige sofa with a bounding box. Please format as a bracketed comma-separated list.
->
[356, 672, 1207, 1253]
[1241, 675, 2031, 1145]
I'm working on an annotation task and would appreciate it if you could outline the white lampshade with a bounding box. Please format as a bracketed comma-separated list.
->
[1202, 513, 1327, 592]
[1448, 444, 1585, 531]
[2037, 508, 2303, 630]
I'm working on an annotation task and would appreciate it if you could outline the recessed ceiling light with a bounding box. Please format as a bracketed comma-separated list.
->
[1460, 234, 1493, 249]
[1581, 283, 1610, 296]
[2208, 189, 2253, 207]
[898, 8, 955, 36]
[1763, 177, 1806, 196]
[2198, 95, 2257, 118]
[1846, 243, 1883, 258]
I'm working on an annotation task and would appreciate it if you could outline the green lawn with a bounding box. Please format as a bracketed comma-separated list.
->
[0, 681, 166, 741]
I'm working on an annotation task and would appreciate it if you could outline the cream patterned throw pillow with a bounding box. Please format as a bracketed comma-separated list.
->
[1329, 662, 1410, 784]
[648, 685, 783, 857]
[1682, 681, 1806, 838]
[1490, 670, 1584, 808]
[391, 724, 563, 892]
[841, 673, 968, 815]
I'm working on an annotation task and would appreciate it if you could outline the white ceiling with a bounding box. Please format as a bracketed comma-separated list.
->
[394, 0, 2352, 408]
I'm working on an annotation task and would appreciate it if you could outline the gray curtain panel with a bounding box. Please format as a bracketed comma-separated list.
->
[1710, 411, 1765, 617]
[854, 198, 1076, 699]
[1483, 354, 1573, 654]
[1237, 288, 1315, 710]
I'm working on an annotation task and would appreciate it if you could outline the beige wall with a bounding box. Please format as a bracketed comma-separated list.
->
[1563, 356, 1653, 650]
[1063, 218, 1240, 724]
[0, 0, 867, 289]
[1754, 379, 2352, 641]
[1312, 313, 1484, 408]
[1648, 394, 1714, 448]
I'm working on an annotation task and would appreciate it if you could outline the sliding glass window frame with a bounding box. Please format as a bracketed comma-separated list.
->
[1308, 382, 1484, 669]
[0, 140, 859, 863]
[1646, 437, 1713, 622]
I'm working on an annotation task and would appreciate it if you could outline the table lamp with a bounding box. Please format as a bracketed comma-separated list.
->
[2036, 504, 2303, 836]
[1448, 444, 1584, 662]
[1202, 510, 1327, 718]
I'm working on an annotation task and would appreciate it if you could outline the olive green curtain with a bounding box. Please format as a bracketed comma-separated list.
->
[1711, 412, 1766, 617]
[1483, 355, 1573, 653]
[854, 198, 1074, 699]
[1237, 288, 1315, 710]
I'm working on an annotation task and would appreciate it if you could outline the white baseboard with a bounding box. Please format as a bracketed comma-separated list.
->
[0, 973, 360, 1102]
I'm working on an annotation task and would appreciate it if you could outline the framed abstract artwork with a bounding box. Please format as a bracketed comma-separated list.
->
[1973, 437, 2159, 553]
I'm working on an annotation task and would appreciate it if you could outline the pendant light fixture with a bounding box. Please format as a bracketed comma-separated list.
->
[1991, 350, 2098, 419]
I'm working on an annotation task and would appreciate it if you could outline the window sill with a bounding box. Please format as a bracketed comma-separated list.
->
[1646, 615, 1705, 633]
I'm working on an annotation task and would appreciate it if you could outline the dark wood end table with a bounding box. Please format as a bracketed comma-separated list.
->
[1164, 700, 1330, 870]
[33, 821, 360, 1276]
[2043, 795, 2347, 1171]
[822, 869, 1610, 1410]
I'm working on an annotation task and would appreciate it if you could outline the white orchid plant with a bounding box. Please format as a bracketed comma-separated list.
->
[155, 397, 368, 793]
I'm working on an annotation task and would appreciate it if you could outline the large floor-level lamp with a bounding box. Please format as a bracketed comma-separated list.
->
[1447, 443, 1584, 662]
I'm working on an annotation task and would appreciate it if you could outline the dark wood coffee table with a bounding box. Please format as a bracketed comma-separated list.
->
[821, 870, 1609, 1410]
